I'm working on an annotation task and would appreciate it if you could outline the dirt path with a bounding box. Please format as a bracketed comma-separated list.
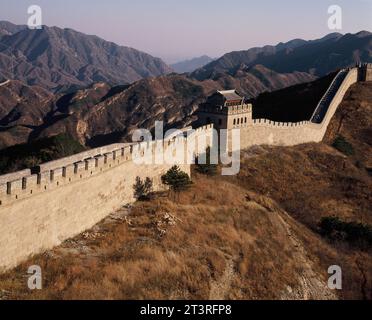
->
[209, 256, 235, 300]
[275, 212, 338, 300]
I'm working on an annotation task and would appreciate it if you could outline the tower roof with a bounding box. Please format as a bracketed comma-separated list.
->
[217, 89, 242, 101]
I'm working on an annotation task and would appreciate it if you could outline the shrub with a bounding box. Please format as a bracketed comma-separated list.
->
[332, 135, 354, 156]
[133, 177, 154, 201]
[319, 216, 372, 248]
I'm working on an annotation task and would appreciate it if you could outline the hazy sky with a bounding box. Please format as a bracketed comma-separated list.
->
[1, 0, 372, 63]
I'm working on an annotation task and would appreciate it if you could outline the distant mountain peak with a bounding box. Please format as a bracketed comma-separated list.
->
[171, 55, 214, 73]
[319, 32, 343, 40]
[355, 30, 372, 37]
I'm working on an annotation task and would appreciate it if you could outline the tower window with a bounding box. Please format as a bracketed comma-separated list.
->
[233, 119, 236, 125]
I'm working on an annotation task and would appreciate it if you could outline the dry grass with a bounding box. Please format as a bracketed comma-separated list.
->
[230, 143, 372, 230]
[0, 172, 334, 300]
[0, 154, 371, 299]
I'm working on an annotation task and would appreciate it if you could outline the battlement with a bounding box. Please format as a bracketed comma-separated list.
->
[35, 143, 129, 173]
[0, 169, 31, 185]
[0, 123, 217, 210]
[251, 119, 310, 127]
[200, 103, 252, 115]
[0, 146, 127, 207]
[218, 67, 360, 150]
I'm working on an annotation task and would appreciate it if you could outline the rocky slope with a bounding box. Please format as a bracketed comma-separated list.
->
[0, 21, 27, 37]
[0, 79, 54, 148]
[0, 75, 218, 148]
[0, 71, 338, 150]
[197, 63, 316, 97]
[0, 22, 172, 92]
[323, 81, 372, 169]
[34, 76, 213, 147]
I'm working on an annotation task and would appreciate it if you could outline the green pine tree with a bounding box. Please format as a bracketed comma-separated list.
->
[161, 165, 192, 196]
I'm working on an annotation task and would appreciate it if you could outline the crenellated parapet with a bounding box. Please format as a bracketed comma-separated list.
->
[0, 145, 128, 207]
[0, 133, 203, 208]
[251, 119, 310, 127]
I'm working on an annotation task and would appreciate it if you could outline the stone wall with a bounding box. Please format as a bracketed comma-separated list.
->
[36, 143, 130, 173]
[0, 138, 191, 270]
[0, 169, 31, 185]
[235, 67, 358, 149]
[365, 64, 372, 81]
[358, 63, 372, 81]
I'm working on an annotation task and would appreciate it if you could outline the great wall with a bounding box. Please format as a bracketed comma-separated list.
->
[0, 63, 371, 270]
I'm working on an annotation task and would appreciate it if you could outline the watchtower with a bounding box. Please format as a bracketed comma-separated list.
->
[198, 89, 252, 130]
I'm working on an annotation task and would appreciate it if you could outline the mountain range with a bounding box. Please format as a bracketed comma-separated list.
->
[1, 21, 371, 99]
[0, 22, 371, 150]
[0, 21, 172, 92]
[191, 31, 372, 80]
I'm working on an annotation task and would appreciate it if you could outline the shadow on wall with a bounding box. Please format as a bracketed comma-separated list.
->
[252, 72, 337, 122]
[0, 133, 86, 176]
